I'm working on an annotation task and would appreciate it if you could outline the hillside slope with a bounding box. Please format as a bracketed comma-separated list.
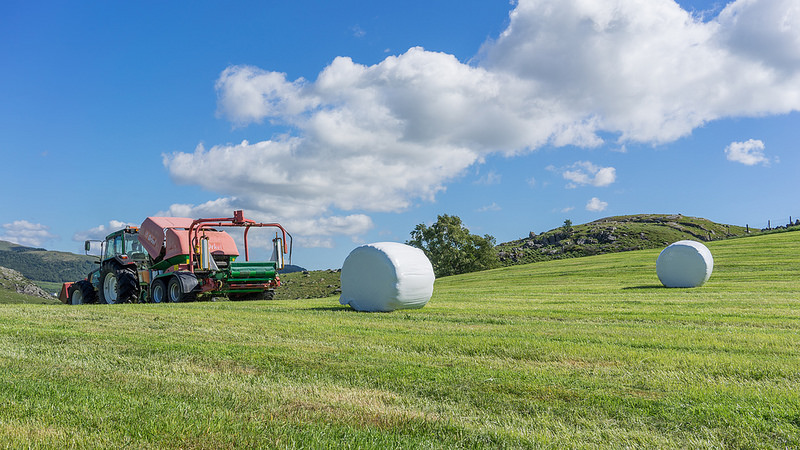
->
[0, 266, 59, 304]
[496, 213, 753, 266]
[0, 240, 96, 283]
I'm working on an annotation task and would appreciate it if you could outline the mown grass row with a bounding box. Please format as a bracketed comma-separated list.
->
[1, 232, 799, 448]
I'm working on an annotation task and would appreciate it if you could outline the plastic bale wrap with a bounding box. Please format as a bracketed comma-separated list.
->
[339, 242, 434, 312]
[656, 240, 714, 288]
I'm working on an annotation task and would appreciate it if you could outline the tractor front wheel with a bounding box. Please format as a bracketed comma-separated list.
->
[100, 268, 118, 304]
[69, 280, 97, 305]
[70, 287, 84, 305]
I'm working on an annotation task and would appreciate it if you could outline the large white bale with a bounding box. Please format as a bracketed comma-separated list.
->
[656, 240, 714, 288]
[339, 242, 434, 312]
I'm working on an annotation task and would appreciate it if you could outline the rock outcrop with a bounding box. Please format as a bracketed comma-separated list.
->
[0, 266, 54, 299]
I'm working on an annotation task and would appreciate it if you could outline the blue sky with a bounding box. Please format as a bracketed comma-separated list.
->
[1, 0, 798, 270]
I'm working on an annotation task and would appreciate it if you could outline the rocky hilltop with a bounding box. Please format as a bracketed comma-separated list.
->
[496, 214, 753, 266]
[0, 266, 54, 299]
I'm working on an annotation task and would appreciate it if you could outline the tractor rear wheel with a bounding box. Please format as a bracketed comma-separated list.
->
[69, 280, 97, 305]
[99, 264, 140, 304]
[116, 267, 139, 302]
[151, 279, 167, 303]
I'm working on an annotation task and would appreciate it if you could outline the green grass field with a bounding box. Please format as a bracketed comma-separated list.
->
[1, 232, 798, 448]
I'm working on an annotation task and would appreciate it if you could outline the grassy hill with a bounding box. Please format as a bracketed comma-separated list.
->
[0, 240, 96, 284]
[0, 230, 798, 447]
[496, 213, 754, 266]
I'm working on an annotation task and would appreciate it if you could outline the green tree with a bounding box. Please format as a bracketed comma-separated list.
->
[561, 219, 573, 235]
[407, 214, 499, 278]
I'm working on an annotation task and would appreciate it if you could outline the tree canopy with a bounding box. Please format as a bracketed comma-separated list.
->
[407, 214, 499, 278]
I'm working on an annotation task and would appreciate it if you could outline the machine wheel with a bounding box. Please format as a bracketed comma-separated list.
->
[167, 276, 196, 303]
[69, 280, 97, 305]
[151, 279, 167, 303]
[98, 264, 139, 304]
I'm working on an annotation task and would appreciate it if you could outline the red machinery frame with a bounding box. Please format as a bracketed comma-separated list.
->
[186, 210, 291, 273]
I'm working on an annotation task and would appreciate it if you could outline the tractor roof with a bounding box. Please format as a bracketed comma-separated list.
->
[104, 226, 139, 241]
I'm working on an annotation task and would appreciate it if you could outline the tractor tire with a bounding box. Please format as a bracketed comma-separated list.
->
[167, 276, 196, 303]
[151, 279, 167, 303]
[68, 280, 97, 305]
[99, 264, 140, 304]
[116, 267, 139, 302]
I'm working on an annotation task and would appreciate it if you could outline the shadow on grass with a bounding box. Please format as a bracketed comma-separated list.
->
[306, 306, 353, 312]
[306, 306, 396, 313]
[622, 284, 665, 290]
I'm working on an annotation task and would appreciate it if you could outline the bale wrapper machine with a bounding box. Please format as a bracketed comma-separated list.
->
[60, 210, 292, 304]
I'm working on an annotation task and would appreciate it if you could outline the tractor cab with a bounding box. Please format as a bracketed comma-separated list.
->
[99, 227, 148, 265]
[84, 226, 148, 267]
[78, 227, 149, 304]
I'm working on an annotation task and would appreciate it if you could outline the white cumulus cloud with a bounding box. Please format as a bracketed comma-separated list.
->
[163, 0, 800, 246]
[72, 220, 139, 242]
[725, 139, 771, 166]
[0, 220, 58, 247]
[586, 197, 609, 212]
[561, 161, 617, 188]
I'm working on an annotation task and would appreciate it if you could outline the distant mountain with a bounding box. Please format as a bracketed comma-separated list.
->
[0, 240, 96, 283]
[279, 264, 307, 274]
[496, 214, 755, 266]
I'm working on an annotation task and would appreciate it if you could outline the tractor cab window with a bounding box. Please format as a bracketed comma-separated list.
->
[125, 234, 144, 256]
[104, 235, 123, 260]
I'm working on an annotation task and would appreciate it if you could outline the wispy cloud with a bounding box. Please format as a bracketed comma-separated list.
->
[0, 220, 58, 247]
[351, 25, 366, 38]
[475, 170, 502, 185]
[477, 202, 501, 212]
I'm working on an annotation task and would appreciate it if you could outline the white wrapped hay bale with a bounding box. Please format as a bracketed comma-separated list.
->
[656, 240, 714, 288]
[339, 242, 434, 312]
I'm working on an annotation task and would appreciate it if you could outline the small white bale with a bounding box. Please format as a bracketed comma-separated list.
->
[339, 242, 434, 312]
[656, 240, 714, 288]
